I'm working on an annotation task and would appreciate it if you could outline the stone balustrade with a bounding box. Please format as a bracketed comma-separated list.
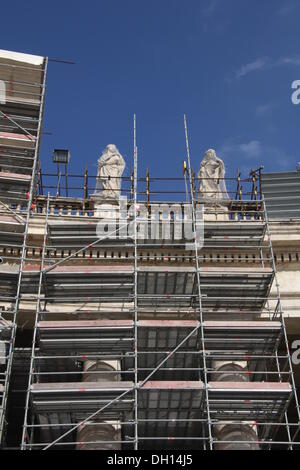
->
[2, 198, 263, 221]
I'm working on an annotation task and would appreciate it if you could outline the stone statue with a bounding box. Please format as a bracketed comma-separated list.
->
[197, 149, 228, 200]
[94, 144, 125, 200]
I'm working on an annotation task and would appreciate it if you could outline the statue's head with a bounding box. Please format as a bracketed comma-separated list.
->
[105, 144, 119, 154]
[204, 149, 217, 159]
[100, 144, 119, 157]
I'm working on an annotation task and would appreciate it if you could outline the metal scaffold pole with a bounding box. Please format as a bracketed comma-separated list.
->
[183, 114, 213, 449]
[133, 114, 139, 449]
[21, 194, 50, 449]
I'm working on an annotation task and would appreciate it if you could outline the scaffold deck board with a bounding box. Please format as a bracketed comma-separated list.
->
[31, 381, 134, 415]
[0, 145, 34, 175]
[0, 215, 25, 246]
[0, 170, 31, 181]
[37, 319, 281, 355]
[208, 381, 292, 421]
[137, 266, 273, 309]
[30, 381, 204, 415]
[0, 265, 274, 310]
[47, 219, 266, 249]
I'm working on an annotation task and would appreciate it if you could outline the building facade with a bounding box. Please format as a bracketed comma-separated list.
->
[0, 49, 300, 450]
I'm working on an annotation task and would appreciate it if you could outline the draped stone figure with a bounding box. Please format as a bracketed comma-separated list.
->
[197, 149, 228, 201]
[94, 144, 125, 200]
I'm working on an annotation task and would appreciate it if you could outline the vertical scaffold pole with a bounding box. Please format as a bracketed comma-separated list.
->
[259, 200, 292, 446]
[183, 115, 213, 450]
[21, 194, 50, 449]
[133, 114, 138, 449]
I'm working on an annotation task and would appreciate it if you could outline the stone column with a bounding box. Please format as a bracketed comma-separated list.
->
[213, 422, 259, 450]
[82, 359, 120, 382]
[76, 359, 121, 450]
[211, 360, 259, 450]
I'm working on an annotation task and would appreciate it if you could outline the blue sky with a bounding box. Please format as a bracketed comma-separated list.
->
[1, 0, 300, 197]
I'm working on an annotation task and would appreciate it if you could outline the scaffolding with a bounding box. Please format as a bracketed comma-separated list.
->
[0, 49, 47, 445]
[13, 115, 298, 450]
